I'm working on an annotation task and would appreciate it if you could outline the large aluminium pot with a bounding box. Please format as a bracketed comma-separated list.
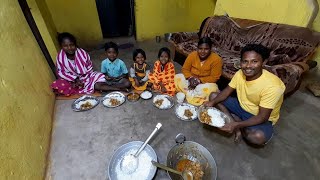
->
[166, 134, 217, 180]
[108, 141, 157, 180]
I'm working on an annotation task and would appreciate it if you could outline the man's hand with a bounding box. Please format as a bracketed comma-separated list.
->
[219, 122, 239, 133]
[188, 77, 200, 89]
[203, 100, 215, 107]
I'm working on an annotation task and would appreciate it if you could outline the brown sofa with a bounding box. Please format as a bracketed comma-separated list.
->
[169, 16, 320, 95]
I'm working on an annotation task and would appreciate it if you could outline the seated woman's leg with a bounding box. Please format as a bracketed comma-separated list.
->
[51, 79, 77, 96]
[174, 74, 188, 93]
[186, 83, 219, 106]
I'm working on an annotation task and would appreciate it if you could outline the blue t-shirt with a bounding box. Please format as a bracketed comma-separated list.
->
[101, 58, 128, 78]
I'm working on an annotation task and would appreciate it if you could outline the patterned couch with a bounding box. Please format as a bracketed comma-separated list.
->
[169, 16, 320, 95]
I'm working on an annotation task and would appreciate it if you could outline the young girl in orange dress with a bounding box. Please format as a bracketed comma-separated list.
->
[129, 49, 151, 91]
[149, 47, 176, 96]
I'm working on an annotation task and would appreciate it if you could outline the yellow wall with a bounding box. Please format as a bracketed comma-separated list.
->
[27, 0, 59, 61]
[45, 0, 103, 47]
[0, 0, 55, 179]
[312, 0, 320, 64]
[135, 0, 215, 41]
[312, 2, 320, 31]
[214, 0, 315, 27]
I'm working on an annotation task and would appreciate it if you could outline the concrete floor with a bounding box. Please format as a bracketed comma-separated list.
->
[46, 38, 320, 180]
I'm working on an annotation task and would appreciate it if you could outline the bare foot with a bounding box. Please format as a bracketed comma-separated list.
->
[234, 130, 242, 143]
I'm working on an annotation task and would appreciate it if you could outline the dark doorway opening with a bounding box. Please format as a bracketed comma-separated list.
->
[96, 0, 135, 38]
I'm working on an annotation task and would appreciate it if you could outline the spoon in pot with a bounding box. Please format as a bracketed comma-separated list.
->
[151, 161, 193, 180]
[120, 123, 162, 174]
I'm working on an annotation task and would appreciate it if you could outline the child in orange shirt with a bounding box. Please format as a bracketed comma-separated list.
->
[149, 47, 176, 96]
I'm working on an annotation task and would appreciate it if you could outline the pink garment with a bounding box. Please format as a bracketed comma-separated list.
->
[51, 48, 105, 95]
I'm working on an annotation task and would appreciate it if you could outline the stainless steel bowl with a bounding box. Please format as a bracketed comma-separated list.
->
[127, 92, 140, 102]
[108, 141, 158, 180]
[167, 134, 217, 180]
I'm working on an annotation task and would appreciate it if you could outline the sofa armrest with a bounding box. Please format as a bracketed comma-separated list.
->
[265, 62, 308, 95]
[168, 32, 199, 44]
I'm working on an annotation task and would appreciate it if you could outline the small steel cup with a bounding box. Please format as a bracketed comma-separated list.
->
[156, 36, 161, 43]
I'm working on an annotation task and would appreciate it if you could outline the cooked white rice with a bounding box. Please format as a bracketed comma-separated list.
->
[176, 105, 197, 120]
[153, 95, 171, 109]
[207, 109, 225, 127]
[75, 99, 97, 109]
[103, 96, 124, 106]
[141, 91, 152, 99]
[115, 148, 153, 180]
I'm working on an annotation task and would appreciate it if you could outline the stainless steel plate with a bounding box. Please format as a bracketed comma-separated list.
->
[197, 105, 231, 127]
[102, 91, 126, 108]
[152, 94, 174, 110]
[71, 95, 99, 112]
[108, 141, 158, 180]
[175, 103, 198, 121]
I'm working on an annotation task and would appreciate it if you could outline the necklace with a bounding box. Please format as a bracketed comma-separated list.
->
[135, 63, 145, 71]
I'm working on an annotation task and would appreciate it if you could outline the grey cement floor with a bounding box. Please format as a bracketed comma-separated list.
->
[46, 38, 320, 180]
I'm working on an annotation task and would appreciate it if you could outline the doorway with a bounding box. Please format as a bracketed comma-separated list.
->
[96, 0, 135, 38]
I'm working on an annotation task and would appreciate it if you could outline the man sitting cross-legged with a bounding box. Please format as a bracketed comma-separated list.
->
[204, 44, 285, 146]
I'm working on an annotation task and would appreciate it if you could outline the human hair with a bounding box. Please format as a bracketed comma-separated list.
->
[104, 41, 119, 53]
[133, 49, 146, 61]
[240, 44, 271, 60]
[157, 47, 171, 59]
[57, 32, 77, 46]
[198, 37, 213, 49]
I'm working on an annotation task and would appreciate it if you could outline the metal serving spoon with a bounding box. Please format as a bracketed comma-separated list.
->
[120, 123, 162, 174]
[151, 161, 193, 180]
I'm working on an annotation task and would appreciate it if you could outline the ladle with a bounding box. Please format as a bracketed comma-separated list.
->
[120, 123, 162, 174]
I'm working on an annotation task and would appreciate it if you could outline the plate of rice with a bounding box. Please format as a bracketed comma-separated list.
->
[152, 94, 174, 110]
[102, 91, 126, 108]
[198, 106, 231, 127]
[175, 103, 198, 121]
[72, 95, 99, 112]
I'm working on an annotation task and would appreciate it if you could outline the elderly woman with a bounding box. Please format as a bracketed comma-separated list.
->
[174, 37, 222, 106]
[51, 32, 109, 96]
